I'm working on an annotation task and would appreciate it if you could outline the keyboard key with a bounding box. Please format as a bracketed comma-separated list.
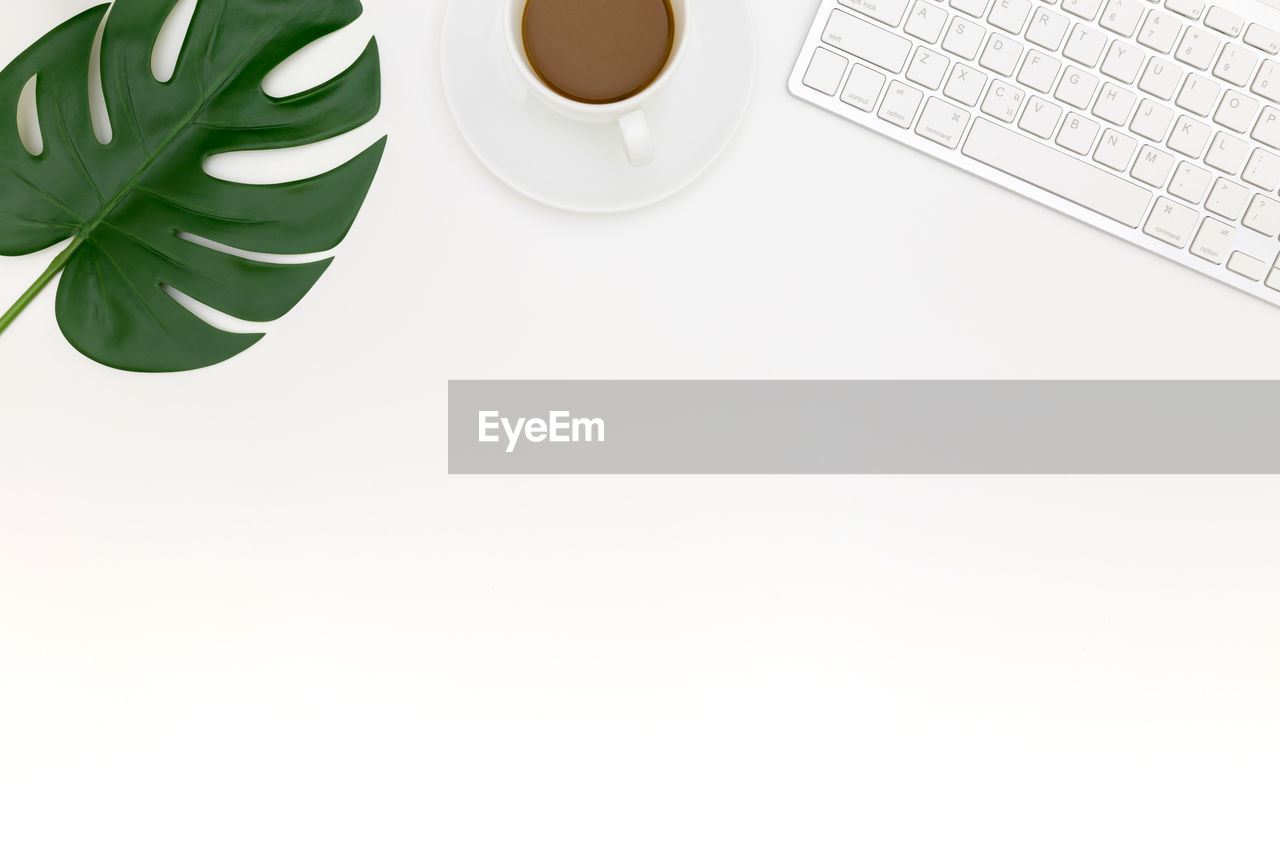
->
[1027, 7, 1071, 50]
[1018, 51, 1063, 91]
[842, 64, 887, 111]
[1190, 218, 1236, 263]
[1205, 131, 1250, 172]
[1058, 112, 1101, 152]
[943, 17, 987, 60]
[963, 118, 1154, 226]
[1143, 196, 1199, 247]
[1061, 0, 1103, 20]
[1176, 27, 1221, 70]
[804, 48, 849, 95]
[944, 63, 989, 104]
[905, 0, 949, 43]
[1251, 60, 1280, 102]
[839, 0, 911, 27]
[878, 81, 925, 126]
[1206, 177, 1250, 218]
[911, 46, 952, 90]
[1243, 194, 1280, 234]
[1252, 106, 1280, 147]
[1214, 92, 1259, 133]
[1213, 45, 1259, 87]
[1058, 66, 1100, 107]
[1064, 24, 1108, 66]
[1227, 251, 1267, 280]
[988, 0, 1033, 33]
[824, 10, 913, 73]
[1204, 6, 1244, 38]
[1100, 0, 1144, 37]
[907, 47, 951, 89]
[1131, 145, 1176, 185]
[951, 0, 991, 17]
[1244, 24, 1280, 55]
[1094, 83, 1137, 124]
[1169, 160, 1212, 202]
[1094, 128, 1139, 169]
[1242, 148, 1280, 190]
[1138, 56, 1183, 99]
[982, 81, 1027, 121]
[916, 97, 972, 147]
[1131, 99, 1174, 140]
[1138, 10, 1183, 54]
[980, 32, 1024, 76]
[1165, 0, 1205, 20]
[1019, 96, 1064, 137]
[1169, 115, 1212, 157]
[1175, 74, 1221, 115]
[1101, 41, 1146, 84]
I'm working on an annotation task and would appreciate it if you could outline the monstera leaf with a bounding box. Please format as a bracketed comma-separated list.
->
[0, 0, 385, 372]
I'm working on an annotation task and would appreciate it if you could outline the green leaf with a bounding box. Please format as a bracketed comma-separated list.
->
[0, 0, 386, 372]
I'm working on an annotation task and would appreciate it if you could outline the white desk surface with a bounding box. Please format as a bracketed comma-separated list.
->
[1, 2, 1277, 851]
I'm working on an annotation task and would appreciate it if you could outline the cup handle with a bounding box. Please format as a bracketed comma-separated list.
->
[618, 109, 655, 167]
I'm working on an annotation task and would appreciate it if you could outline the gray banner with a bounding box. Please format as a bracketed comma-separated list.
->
[448, 381, 1280, 475]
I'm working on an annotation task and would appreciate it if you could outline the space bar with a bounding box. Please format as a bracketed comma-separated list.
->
[961, 119, 1152, 229]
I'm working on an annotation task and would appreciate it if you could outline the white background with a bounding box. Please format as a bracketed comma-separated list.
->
[2, 1, 1278, 851]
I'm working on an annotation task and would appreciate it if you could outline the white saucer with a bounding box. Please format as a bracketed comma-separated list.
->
[440, 0, 757, 214]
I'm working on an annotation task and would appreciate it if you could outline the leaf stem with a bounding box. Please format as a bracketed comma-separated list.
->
[0, 237, 84, 337]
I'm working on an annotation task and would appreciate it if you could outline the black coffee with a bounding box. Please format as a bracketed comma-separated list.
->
[523, 0, 675, 105]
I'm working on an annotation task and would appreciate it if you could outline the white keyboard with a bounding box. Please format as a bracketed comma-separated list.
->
[790, 0, 1280, 307]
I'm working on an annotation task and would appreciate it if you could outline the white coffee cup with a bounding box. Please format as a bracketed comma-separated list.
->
[503, 0, 691, 167]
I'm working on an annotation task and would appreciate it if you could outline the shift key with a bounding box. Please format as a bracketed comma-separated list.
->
[823, 9, 912, 74]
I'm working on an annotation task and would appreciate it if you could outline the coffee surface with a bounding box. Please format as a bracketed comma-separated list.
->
[523, 0, 674, 104]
